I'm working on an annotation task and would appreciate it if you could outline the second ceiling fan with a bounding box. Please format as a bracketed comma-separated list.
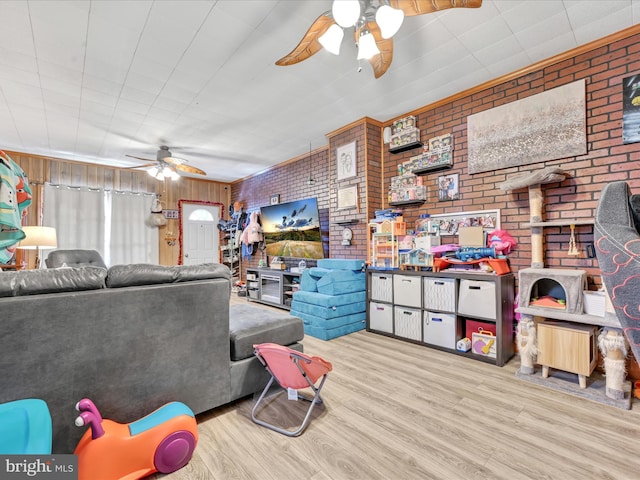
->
[126, 146, 206, 181]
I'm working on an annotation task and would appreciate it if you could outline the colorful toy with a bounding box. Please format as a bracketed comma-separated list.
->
[0, 399, 52, 454]
[74, 398, 198, 480]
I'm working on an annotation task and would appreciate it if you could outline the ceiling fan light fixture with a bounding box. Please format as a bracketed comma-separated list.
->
[332, 0, 361, 28]
[319, 23, 344, 55]
[357, 30, 380, 60]
[375, 4, 404, 39]
[147, 166, 159, 178]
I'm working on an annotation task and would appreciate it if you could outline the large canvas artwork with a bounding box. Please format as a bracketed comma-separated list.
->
[622, 74, 640, 144]
[467, 79, 587, 174]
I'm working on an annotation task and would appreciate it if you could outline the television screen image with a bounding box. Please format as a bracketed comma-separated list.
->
[260, 197, 324, 259]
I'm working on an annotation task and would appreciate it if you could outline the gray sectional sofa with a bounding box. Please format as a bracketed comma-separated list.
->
[0, 262, 303, 453]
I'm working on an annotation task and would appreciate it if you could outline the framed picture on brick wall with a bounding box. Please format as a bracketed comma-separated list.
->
[336, 141, 356, 181]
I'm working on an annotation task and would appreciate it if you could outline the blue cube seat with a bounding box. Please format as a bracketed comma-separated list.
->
[291, 259, 366, 340]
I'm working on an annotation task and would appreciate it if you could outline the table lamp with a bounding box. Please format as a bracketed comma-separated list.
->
[17, 226, 58, 269]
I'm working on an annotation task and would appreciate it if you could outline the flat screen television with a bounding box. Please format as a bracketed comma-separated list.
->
[260, 197, 324, 259]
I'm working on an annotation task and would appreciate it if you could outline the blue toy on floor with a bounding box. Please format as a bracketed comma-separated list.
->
[0, 399, 52, 454]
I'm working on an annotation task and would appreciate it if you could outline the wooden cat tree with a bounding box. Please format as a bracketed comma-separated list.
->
[500, 167, 629, 406]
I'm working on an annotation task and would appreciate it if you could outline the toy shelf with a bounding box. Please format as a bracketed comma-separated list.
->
[388, 141, 423, 154]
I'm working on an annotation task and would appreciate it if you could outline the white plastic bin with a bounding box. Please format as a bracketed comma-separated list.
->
[458, 279, 496, 320]
[369, 302, 393, 333]
[423, 311, 457, 349]
[423, 277, 456, 312]
[393, 274, 422, 308]
[394, 306, 422, 341]
[370, 273, 393, 303]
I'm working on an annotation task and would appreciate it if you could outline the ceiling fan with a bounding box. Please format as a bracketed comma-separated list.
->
[276, 0, 483, 78]
[125, 145, 207, 181]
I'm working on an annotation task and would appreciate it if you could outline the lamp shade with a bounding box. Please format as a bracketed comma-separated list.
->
[17, 226, 58, 249]
[375, 5, 404, 39]
[357, 31, 380, 60]
[319, 23, 344, 55]
[332, 0, 361, 28]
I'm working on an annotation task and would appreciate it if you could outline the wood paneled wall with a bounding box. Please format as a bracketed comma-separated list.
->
[7, 150, 231, 266]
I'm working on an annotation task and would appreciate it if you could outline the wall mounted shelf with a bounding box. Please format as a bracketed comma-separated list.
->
[333, 219, 360, 225]
[524, 220, 595, 228]
[388, 141, 423, 154]
[412, 164, 453, 175]
[388, 199, 426, 207]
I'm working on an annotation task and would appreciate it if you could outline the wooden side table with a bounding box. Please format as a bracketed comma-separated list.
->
[537, 321, 598, 388]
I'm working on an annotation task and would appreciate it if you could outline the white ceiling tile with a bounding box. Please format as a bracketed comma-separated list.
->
[81, 89, 119, 109]
[114, 98, 151, 116]
[0, 64, 41, 88]
[0, 48, 38, 73]
[500, 0, 567, 33]
[564, 0, 631, 29]
[473, 36, 524, 67]
[1, 81, 44, 109]
[571, 7, 634, 45]
[81, 74, 123, 97]
[123, 72, 166, 97]
[524, 32, 577, 65]
[485, 50, 535, 78]
[89, 0, 152, 31]
[457, 15, 514, 52]
[150, 96, 189, 115]
[438, 1, 502, 37]
[120, 85, 157, 105]
[0, 1, 36, 56]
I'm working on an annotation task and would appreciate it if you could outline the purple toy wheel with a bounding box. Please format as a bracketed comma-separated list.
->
[154, 430, 196, 474]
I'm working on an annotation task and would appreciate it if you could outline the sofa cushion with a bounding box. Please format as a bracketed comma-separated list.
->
[316, 270, 365, 295]
[317, 258, 365, 271]
[106, 263, 231, 288]
[299, 269, 319, 292]
[106, 264, 174, 287]
[0, 267, 107, 297]
[45, 249, 107, 269]
[229, 304, 304, 361]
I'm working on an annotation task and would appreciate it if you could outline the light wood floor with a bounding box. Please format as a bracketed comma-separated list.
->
[152, 297, 640, 480]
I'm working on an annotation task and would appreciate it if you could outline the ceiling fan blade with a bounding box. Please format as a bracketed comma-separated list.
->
[367, 21, 394, 79]
[390, 0, 483, 16]
[125, 154, 155, 163]
[276, 12, 333, 66]
[122, 163, 156, 170]
[175, 163, 206, 176]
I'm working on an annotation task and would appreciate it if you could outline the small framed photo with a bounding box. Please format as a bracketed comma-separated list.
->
[269, 194, 280, 205]
[337, 185, 358, 210]
[438, 173, 459, 202]
[336, 141, 357, 181]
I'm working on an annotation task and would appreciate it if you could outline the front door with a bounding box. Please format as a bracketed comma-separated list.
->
[180, 202, 220, 265]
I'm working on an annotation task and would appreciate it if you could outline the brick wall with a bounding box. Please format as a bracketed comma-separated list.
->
[232, 31, 640, 289]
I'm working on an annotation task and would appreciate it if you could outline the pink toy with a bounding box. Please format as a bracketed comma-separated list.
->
[74, 398, 198, 480]
[487, 229, 517, 255]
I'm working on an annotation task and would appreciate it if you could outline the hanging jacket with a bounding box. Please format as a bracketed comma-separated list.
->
[241, 211, 263, 245]
[0, 150, 32, 263]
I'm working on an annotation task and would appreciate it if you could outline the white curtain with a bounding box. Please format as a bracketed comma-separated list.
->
[43, 184, 158, 267]
[107, 191, 158, 266]
[43, 184, 106, 253]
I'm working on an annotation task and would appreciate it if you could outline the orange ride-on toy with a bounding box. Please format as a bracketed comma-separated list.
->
[74, 398, 198, 480]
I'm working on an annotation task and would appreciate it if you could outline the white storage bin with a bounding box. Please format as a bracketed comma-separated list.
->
[423, 277, 456, 312]
[394, 306, 422, 341]
[370, 273, 393, 303]
[369, 302, 393, 333]
[458, 280, 496, 320]
[583, 290, 605, 317]
[424, 311, 457, 349]
[393, 274, 422, 308]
